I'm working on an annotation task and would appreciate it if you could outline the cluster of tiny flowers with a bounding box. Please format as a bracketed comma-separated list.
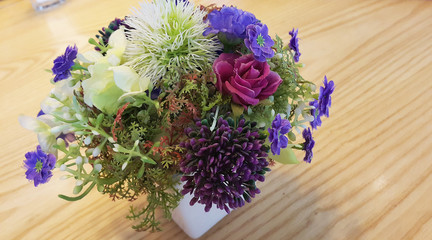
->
[205, 6, 274, 62]
[180, 115, 270, 213]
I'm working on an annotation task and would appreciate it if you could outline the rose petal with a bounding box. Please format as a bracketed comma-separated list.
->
[231, 76, 256, 98]
[225, 81, 259, 107]
[214, 61, 235, 93]
[258, 71, 283, 99]
[246, 66, 260, 79]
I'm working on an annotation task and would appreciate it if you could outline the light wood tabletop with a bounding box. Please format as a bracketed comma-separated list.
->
[1, 0, 432, 239]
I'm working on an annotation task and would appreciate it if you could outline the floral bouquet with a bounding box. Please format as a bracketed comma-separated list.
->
[19, 0, 334, 233]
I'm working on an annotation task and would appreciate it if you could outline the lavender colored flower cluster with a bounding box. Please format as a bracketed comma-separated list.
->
[23, 145, 56, 187]
[204, 6, 274, 62]
[203, 7, 258, 40]
[180, 115, 270, 213]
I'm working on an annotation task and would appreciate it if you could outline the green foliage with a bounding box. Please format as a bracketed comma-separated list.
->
[116, 100, 162, 148]
[271, 35, 313, 115]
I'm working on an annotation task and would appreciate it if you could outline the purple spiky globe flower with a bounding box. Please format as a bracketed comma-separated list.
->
[180, 114, 270, 213]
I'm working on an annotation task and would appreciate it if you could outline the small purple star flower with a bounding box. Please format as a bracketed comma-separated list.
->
[268, 114, 291, 155]
[23, 145, 56, 187]
[245, 24, 275, 62]
[318, 76, 335, 118]
[289, 28, 301, 62]
[52, 45, 78, 82]
[302, 128, 315, 163]
[309, 100, 322, 130]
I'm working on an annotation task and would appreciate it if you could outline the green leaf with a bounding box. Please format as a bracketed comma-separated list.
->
[95, 113, 104, 127]
[288, 131, 296, 141]
[137, 163, 145, 178]
[269, 147, 299, 164]
[58, 182, 96, 201]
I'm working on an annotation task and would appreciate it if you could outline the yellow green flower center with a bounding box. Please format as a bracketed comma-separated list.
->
[35, 160, 43, 172]
[257, 34, 265, 47]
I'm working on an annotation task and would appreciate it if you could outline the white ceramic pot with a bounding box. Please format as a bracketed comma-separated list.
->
[172, 193, 228, 239]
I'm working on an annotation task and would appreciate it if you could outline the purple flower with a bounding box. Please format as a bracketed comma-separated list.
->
[174, 0, 189, 5]
[318, 76, 335, 118]
[213, 53, 282, 109]
[52, 45, 78, 82]
[245, 24, 275, 62]
[268, 114, 291, 155]
[289, 28, 301, 62]
[180, 115, 269, 213]
[309, 100, 322, 130]
[302, 128, 315, 163]
[23, 145, 56, 187]
[37, 109, 45, 117]
[203, 7, 258, 41]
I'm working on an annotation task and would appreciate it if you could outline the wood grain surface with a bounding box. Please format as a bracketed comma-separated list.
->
[1, 0, 432, 239]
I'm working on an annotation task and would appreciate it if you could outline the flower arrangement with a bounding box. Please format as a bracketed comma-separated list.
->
[19, 0, 334, 232]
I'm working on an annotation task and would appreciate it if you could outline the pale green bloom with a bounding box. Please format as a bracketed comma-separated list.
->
[79, 27, 150, 115]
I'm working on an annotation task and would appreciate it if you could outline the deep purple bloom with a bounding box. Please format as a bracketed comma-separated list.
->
[94, 18, 130, 53]
[180, 115, 269, 213]
[302, 128, 315, 163]
[268, 114, 291, 155]
[203, 7, 258, 41]
[309, 100, 322, 130]
[245, 24, 275, 62]
[23, 145, 56, 187]
[52, 45, 78, 82]
[318, 76, 335, 118]
[150, 87, 162, 100]
[289, 28, 301, 62]
[37, 109, 45, 117]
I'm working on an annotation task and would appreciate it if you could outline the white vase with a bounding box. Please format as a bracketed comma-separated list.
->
[172, 193, 229, 239]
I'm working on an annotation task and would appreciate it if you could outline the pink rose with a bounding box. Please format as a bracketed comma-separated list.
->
[213, 53, 282, 109]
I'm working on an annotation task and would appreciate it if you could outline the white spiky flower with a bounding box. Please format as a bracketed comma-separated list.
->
[124, 0, 222, 84]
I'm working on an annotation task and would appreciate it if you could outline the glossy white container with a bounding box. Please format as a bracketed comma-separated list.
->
[172, 192, 228, 239]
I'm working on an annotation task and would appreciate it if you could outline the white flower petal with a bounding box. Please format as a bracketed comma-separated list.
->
[111, 66, 141, 92]
[37, 131, 57, 154]
[77, 51, 103, 63]
[19, 115, 49, 132]
[108, 27, 127, 52]
[40, 97, 62, 114]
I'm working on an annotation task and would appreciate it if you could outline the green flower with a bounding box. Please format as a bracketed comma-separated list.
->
[79, 27, 150, 115]
[124, 0, 221, 84]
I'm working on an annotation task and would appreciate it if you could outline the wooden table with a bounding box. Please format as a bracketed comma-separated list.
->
[1, 0, 431, 239]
